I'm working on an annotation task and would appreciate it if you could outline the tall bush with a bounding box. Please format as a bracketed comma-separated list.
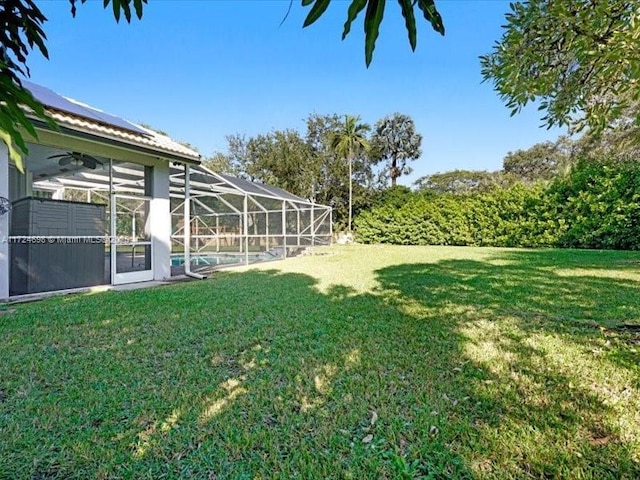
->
[355, 160, 640, 250]
[551, 160, 640, 249]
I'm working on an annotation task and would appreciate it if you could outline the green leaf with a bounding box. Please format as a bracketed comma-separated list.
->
[417, 0, 445, 35]
[342, 0, 368, 40]
[133, 0, 145, 19]
[303, 0, 331, 28]
[301, 0, 315, 6]
[397, 0, 417, 51]
[120, 1, 132, 23]
[0, 129, 26, 173]
[364, 0, 386, 67]
[107, 0, 121, 22]
[28, 26, 50, 60]
[70, 0, 79, 17]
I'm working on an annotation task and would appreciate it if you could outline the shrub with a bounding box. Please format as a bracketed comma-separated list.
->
[355, 160, 640, 250]
[551, 160, 640, 249]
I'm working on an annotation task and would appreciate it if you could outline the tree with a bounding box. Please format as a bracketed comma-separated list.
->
[502, 140, 573, 183]
[572, 100, 640, 162]
[480, 0, 640, 134]
[370, 184, 417, 209]
[414, 169, 508, 194]
[219, 114, 381, 229]
[2, 0, 444, 170]
[305, 113, 346, 209]
[305, 113, 383, 229]
[202, 152, 237, 176]
[223, 134, 254, 180]
[330, 115, 371, 231]
[371, 113, 422, 187]
[244, 130, 317, 199]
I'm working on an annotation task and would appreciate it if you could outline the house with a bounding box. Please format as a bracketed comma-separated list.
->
[0, 82, 331, 300]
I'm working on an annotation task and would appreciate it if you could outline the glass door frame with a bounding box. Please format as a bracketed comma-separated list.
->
[110, 160, 154, 284]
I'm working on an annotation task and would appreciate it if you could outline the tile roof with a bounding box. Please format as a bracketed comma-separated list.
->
[45, 109, 201, 162]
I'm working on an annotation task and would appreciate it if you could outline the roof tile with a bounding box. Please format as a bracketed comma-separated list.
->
[46, 109, 201, 162]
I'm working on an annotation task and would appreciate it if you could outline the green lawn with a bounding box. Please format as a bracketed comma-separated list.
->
[1, 245, 639, 479]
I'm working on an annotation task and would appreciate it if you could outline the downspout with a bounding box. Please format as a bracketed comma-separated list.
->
[184, 164, 206, 280]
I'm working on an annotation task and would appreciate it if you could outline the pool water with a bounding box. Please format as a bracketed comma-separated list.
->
[170, 251, 281, 267]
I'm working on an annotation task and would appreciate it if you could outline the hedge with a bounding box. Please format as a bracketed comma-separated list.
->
[355, 161, 640, 250]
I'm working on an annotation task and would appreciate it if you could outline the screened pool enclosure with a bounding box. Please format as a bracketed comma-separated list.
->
[26, 159, 332, 275]
[6, 146, 331, 299]
[1, 80, 332, 299]
[170, 165, 332, 274]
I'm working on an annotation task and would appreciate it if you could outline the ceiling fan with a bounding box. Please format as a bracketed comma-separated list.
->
[47, 151, 104, 169]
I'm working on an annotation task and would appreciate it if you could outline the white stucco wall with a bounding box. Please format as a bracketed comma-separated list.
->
[150, 162, 171, 281]
[0, 144, 9, 300]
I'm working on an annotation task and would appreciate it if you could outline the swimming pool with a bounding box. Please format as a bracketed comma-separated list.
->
[170, 251, 281, 267]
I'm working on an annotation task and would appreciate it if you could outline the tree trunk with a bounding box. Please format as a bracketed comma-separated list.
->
[391, 158, 398, 187]
[348, 150, 353, 231]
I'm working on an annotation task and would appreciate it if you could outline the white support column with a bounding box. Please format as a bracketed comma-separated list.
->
[184, 164, 191, 269]
[282, 201, 287, 259]
[0, 144, 9, 300]
[109, 159, 116, 284]
[151, 161, 171, 280]
[243, 194, 249, 265]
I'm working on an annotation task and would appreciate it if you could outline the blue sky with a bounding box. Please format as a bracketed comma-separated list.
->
[28, 0, 564, 186]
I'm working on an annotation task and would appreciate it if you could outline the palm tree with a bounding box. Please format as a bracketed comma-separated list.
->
[330, 115, 370, 231]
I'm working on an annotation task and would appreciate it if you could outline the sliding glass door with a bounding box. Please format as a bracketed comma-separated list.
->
[111, 162, 154, 285]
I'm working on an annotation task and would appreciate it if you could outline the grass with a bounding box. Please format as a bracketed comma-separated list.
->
[1, 244, 639, 479]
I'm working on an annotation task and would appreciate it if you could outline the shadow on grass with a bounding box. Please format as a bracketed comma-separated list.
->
[0, 249, 638, 478]
[374, 250, 640, 477]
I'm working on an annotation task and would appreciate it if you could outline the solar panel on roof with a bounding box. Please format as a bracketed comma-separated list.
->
[23, 80, 149, 136]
